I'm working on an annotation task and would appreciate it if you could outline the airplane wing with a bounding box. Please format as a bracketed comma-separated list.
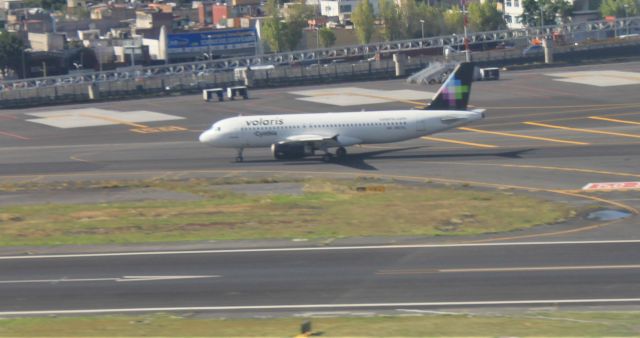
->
[283, 134, 362, 147]
[283, 134, 341, 148]
[285, 134, 336, 142]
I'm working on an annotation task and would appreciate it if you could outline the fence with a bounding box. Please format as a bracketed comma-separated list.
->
[1, 34, 640, 108]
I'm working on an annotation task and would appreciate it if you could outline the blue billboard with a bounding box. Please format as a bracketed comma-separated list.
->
[167, 29, 257, 53]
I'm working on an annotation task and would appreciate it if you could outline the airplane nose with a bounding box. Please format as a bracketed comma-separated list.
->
[199, 130, 213, 143]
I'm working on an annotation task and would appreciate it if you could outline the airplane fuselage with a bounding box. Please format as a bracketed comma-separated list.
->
[199, 109, 483, 148]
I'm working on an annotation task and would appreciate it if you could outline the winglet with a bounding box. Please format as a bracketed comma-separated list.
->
[424, 62, 475, 111]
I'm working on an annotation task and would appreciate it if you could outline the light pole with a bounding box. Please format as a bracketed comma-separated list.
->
[21, 49, 26, 79]
[315, 26, 320, 65]
[535, 0, 543, 34]
[420, 19, 425, 39]
[624, 4, 629, 35]
[205, 34, 213, 61]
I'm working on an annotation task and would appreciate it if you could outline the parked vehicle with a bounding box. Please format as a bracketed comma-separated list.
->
[522, 45, 543, 56]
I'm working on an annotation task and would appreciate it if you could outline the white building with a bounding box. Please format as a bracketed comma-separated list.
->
[503, 0, 524, 29]
[320, 0, 379, 23]
[503, 0, 598, 30]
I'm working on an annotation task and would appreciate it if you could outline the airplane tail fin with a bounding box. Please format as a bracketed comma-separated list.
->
[424, 62, 475, 111]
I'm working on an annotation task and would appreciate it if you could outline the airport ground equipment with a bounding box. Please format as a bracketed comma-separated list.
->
[406, 62, 456, 85]
[203, 88, 224, 102]
[227, 86, 248, 100]
[479, 67, 500, 80]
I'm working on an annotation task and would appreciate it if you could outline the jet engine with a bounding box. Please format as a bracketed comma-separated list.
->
[271, 143, 312, 160]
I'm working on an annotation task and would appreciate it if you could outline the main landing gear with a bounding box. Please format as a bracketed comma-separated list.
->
[322, 147, 347, 163]
[235, 148, 244, 162]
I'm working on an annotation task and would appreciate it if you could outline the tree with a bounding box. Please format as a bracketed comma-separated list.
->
[352, 0, 375, 44]
[416, 3, 445, 37]
[399, 0, 420, 38]
[23, 0, 65, 10]
[600, 0, 638, 17]
[318, 27, 336, 47]
[379, 0, 403, 41]
[520, 0, 573, 27]
[467, 1, 506, 32]
[261, 0, 286, 52]
[0, 32, 25, 78]
[283, 3, 315, 50]
[443, 6, 464, 34]
[548, 0, 574, 24]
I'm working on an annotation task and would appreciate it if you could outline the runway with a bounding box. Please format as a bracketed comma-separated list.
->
[2, 240, 640, 316]
[1, 61, 640, 316]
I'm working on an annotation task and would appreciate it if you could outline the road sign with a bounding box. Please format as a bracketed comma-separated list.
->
[582, 182, 640, 191]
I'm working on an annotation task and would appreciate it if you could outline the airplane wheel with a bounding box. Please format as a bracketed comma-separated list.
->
[235, 156, 244, 162]
[322, 154, 333, 163]
[335, 147, 347, 159]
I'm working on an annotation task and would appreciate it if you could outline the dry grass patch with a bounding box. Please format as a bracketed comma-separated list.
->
[0, 179, 575, 247]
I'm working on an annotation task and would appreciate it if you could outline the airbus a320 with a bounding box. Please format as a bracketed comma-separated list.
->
[199, 62, 484, 162]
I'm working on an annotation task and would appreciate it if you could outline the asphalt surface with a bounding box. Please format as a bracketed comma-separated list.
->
[1, 61, 640, 316]
[2, 241, 640, 316]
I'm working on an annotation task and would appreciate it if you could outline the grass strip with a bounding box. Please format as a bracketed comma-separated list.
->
[0, 312, 638, 337]
[0, 178, 573, 247]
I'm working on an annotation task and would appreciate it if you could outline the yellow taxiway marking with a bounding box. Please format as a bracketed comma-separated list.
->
[459, 127, 589, 145]
[424, 161, 640, 180]
[80, 113, 149, 129]
[475, 105, 640, 129]
[421, 136, 498, 148]
[130, 126, 188, 134]
[589, 116, 640, 126]
[310, 91, 426, 106]
[377, 264, 640, 275]
[524, 121, 640, 139]
[484, 103, 640, 110]
[79, 113, 187, 134]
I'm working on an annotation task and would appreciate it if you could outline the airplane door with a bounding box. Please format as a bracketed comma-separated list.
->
[416, 119, 427, 132]
[227, 119, 244, 146]
[233, 121, 249, 146]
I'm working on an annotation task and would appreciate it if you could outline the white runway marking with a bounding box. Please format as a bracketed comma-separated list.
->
[378, 265, 640, 275]
[291, 87, 433, 106]
[545, 70, 640, 87]
[1, 240, 639, 260]
[3, 298, 640, 316]
[26, 108, 184, 129]
[0, 275, 220, 284]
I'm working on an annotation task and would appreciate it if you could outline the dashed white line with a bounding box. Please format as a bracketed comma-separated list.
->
[1, 240, 639, 260]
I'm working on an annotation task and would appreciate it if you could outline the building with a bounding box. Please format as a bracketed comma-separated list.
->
[198, 0, 259, 27]
[503, 0, 599, 30]
[0, 0, 24, 11]
[28, 32, 66, 51]
[320, 0, 379, 23]
[503, 0, 524, 29]
[6, 8, 55, 33]
[136, 10, 173, 30]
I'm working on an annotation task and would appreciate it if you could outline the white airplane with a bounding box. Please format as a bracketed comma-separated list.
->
[199, 62, 484, 162]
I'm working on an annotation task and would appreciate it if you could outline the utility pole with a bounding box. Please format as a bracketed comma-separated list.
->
[316, 26, 320, 65]
[420, 19, 425, 39]
[462, 2, 470, 62]
[21, 49, 26, 79]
